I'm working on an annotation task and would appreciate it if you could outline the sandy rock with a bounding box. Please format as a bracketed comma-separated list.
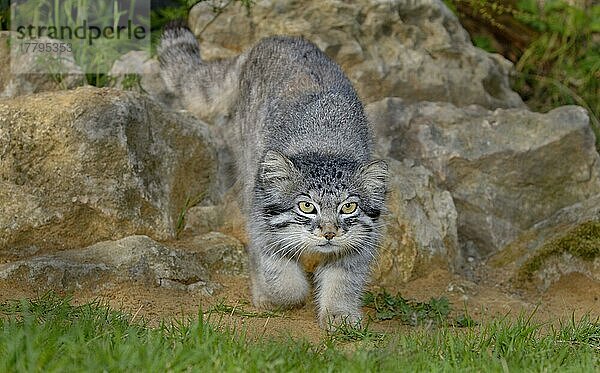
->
[0, 32, 86, 98]
[183, 205, 225, 235]
[0, 235, 213, 292]
[367, 98, 600, 260]
[190, 232, 248, 276]
[187, 0, 523, 109]
[0, 87, 217, 252]
[373, 159, 458, 287]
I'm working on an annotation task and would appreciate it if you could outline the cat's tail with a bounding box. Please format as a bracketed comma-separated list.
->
[158, 21, 242, 121]
[158, 20, 202, 94]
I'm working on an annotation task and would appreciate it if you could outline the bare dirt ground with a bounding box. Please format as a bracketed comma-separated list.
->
[1, 264, 598, 343]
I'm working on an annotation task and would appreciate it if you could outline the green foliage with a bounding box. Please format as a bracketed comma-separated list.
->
[120, 72, 144, 91]
[472, 34, 496, 52]
[325, 320, 386, 343]
[150, 0, 200, 43]
[0, 0, 9, 30]
[11, 0, 148, 87]
[518, 220, 600, 281]
[1, 293, 598, 371]
[448, 0, 600, 148]
[175, 191, 206, 238]
[513, 0, 600, 145]
[363, 290, 474, 327]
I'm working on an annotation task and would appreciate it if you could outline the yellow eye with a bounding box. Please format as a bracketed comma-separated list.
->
[298, 201, 316, 214]
[340, 202, 357, 214]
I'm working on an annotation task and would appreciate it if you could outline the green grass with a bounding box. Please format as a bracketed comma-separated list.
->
[207, 299, 286, 319]
[0, 293, 598, 372]
[175, 191, 206, 239]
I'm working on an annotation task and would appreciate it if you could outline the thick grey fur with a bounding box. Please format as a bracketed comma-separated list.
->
[159, 23, 388, 329]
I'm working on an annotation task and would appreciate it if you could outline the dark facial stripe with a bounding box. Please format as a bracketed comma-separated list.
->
[358, 222, 374, 232]
[263, 204, 291, 217]
[272, 221, 291, 229]
[343, 217, 359, 226]
[271, 217, 311, 229]
[364, 208, 381, 219]
[293, 215, 312, 224]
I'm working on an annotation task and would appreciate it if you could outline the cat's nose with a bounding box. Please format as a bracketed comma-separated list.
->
[323, 231, 336, 240]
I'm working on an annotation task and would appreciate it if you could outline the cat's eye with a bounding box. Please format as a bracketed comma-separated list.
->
[340, 202, 357, 214]
[298, 201, 316, 214]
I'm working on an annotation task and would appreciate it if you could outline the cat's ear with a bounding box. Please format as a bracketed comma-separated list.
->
[356, 159, 388, 195]
[260, 150, 299, 184]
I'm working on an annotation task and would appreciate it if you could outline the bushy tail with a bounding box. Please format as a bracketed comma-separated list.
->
[158, 21, 203, 96]
[157, 21, 243, 122]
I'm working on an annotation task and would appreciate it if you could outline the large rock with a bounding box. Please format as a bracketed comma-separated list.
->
[188, 0, 523, 109]
[367, 98, 600, 260]
[0, 32, 86, 98]
[0, 87, 217, 252]
[373, 159, 459, 287]
[0, 235, 214, 292]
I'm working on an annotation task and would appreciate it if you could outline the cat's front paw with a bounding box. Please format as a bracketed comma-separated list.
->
[251, 281, 308, 310]
[252, 292, 306, 310]
[319, 311, 362, 331]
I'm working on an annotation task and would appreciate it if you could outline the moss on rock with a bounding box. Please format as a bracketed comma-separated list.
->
[518, 220, 600, 281]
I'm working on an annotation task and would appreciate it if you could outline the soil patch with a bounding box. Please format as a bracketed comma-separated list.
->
[1, 265, 598, 343]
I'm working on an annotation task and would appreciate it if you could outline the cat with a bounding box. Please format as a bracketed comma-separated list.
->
[158, 22, 388, 329]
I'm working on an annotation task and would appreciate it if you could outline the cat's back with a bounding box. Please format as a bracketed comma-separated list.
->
[239, 36, 347, 100]
[236, 36, 373, 162]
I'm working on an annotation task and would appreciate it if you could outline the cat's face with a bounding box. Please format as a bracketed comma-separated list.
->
[256, 151, 388, 257]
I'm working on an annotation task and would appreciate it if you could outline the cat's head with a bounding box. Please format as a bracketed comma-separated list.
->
[255, 150, 388, 257]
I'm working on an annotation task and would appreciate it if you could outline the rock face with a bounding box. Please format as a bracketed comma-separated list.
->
[0, 87, 217, 252]
[373, 159, 458, 287]
[0, 32, 86, 98]
[0, 235, 213, 292]
[367, 98, 600, 261]
[189, 232, 248, 276]
[188, 0, 523, 109]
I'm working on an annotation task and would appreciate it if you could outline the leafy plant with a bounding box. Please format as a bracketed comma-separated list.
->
[363, 290, 474, 327]
[512, 0, 600, 144]
[1, 293, 599, 371]
[325, 320, 386, 343]
[121, 72, 144, 91]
